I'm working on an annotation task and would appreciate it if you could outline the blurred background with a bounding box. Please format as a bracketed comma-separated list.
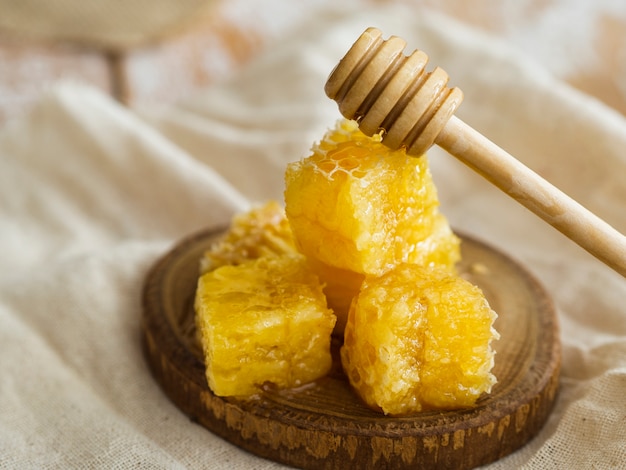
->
[1, 0, 625, 125]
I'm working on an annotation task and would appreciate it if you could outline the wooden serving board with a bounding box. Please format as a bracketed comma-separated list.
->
[141, 228, 561, 469]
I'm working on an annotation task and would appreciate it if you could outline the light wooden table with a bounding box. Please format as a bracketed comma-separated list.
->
[1, 0, 625, 125]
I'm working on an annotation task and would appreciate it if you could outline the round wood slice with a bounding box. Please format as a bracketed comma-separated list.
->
[141, 228, 561, 469]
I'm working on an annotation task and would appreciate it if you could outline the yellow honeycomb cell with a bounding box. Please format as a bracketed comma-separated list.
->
[284, 119, 460, 328]
[200, 200, 297, 273]
[341, 264, 499, 415]
[195, 254, 336, 397]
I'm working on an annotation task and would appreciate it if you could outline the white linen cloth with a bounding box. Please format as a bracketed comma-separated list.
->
[1, 4, 625, 469]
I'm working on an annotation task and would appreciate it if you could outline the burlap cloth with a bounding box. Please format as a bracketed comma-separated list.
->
[1, 3, 625, 469]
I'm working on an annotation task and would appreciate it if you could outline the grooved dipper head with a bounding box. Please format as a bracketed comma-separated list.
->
[325, 27, 463, 156]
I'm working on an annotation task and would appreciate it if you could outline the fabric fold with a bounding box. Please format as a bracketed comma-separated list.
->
[1, 3, 625, 469]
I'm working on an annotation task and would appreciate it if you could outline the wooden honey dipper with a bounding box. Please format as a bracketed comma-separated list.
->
[325, 27, 626, 278]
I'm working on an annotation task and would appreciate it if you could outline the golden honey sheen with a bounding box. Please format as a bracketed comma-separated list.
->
[193, 119, 498, 412]
[195, 254, 336, 397]
[341, 264, 499, 415]
[284, 119, 460, 332]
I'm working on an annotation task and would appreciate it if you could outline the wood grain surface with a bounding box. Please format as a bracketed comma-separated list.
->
[141, 228, 561, 469]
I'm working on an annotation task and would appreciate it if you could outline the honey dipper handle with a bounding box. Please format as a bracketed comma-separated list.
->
[326, 27, 626, 277]
[438, 116, 626, 277]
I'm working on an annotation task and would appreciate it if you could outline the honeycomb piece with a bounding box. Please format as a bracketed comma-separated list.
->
[341, 264, 499, 415]
[200, 200, 297, 273]
[284, 119, 460, 328]
[194, 254, 336, 397]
